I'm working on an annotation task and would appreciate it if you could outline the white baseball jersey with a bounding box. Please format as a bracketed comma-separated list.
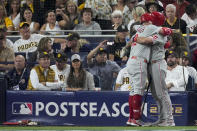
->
[116, 67, 132, 91]
[50, 64, 70, 88]
[13, 34, 44, 53]
[165, 65, 189, 91]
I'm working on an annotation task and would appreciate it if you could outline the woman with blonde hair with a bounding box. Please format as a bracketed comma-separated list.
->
[64, 0, 81, 30]
[111, 10, 123, 30]
[27, 37, 55, 69]
[0, 3, 14, 32]
[128, 6, 146, 36]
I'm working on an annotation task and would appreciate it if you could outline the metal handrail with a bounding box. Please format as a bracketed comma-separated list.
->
[7, 30, 117, 33]
[6, 34, 116, 38]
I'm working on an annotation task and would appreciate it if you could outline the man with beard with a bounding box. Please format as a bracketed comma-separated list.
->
[165, 50, 189, 91]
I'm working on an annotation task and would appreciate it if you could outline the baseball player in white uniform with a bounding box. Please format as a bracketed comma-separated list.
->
[115, 67, 132, 91]
[134, 12, 175, 126]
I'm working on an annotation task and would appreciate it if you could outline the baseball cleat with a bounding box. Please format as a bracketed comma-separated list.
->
[157, 120, 175, 127]
[126, 119, 142, 126]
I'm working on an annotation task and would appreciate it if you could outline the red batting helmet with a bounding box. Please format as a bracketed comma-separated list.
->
[140, 13, 153, 24]
[151, 11, 165, 26]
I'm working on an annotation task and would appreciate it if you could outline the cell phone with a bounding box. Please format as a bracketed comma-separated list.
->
[106, 42, 114, 45]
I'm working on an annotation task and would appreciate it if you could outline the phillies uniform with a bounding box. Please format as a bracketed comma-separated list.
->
[50, 64, 70, 90]
[126, 24, 159, 96]
[148, 34, 174, 126]
[13, 34, 44, 53]
[116, 67, 132, 91]
[126, 24, 160, 124]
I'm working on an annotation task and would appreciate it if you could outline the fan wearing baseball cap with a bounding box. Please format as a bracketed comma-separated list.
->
[165, 50, 189, 91]
[180, 51, 197, 88]
[64, 32, 90, 54]
[67, 54, 95, 91]
[27, 52, 64, 90]
[50, 52, 70, 90]
[87, 40, 121, 91]
[108, 24, 129, 64]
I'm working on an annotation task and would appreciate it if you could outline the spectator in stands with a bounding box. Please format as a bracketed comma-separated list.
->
[165, 50, 189, 91]
[114, 0, 127, 12]
[27, 52, 64, 90]
[0, 3, 14, 33]
[123, 0, 138, 26]
[27, 37, 55, 69]
[172, 0, 190, 19]
[138, 0, 163, 7]
[63, 32, 89, 54]
[50, 51, 70, 91]
[67, 54, 95, 91]
[0, 26, 14, 72]
[14, 22, 44, 52]
[14, 22, 66, 53]
[111, 10, 124, 31]
[128, 6, 146, 34]
[167, 31, 188, 54]
[115, 67, 132, 91]
[84, 0, 117, 30]
[8, 0, 20, 30]
[145, 0, 164, 13]
[20, 5, 40, 33]
[74, 8, 101, 35]
[163, 4, 187, 34]
[108, 24, 129, 66]
[87, 40, 121, 91]
[63, 0, 81, 30]
[7, 55, 30, 90]
[181, 4, 197, 33]
[180, 51, 197, 87]
[40, 10, 65, 35]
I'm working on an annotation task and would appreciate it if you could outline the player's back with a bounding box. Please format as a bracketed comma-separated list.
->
[128, 24, 159, 62]
[150, 34, 167, 61]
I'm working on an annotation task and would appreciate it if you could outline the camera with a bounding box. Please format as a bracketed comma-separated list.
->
[106, 42, 114, 45]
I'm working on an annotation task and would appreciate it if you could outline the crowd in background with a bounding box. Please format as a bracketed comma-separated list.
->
[0, 0, 197, 91]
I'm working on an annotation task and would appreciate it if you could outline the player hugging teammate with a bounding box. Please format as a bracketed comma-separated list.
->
[126, 11, 175, 127]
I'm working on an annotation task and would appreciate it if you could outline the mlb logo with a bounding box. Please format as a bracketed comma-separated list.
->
[12, 102, 33, 115]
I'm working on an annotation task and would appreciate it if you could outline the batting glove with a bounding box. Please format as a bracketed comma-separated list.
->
[162, 27, 172, 36]
[132, 34, 138, 42]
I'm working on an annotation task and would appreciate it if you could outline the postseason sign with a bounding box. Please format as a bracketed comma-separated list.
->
[6, 91, 130, 126]
[6, 91, 195, 126]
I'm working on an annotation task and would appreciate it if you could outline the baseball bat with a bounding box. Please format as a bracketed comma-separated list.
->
[141, 75, 151, 116]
